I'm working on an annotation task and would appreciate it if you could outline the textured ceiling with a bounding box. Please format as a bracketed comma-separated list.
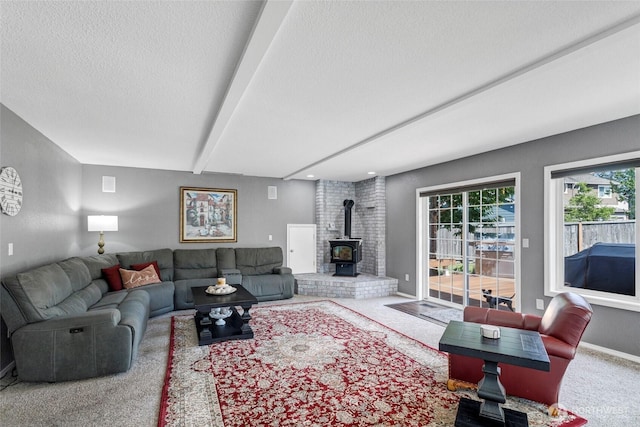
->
[1, 1, 639, 182]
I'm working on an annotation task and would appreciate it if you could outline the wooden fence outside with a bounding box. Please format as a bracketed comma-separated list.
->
[564, 220, 636, 256]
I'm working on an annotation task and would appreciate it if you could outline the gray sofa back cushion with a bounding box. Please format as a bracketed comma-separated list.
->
[80, 254, 119, 295]
[117, 248, 174, 282]
[235, 247, 283, 275]
[58, 258, 92, 292]
[80, 254, 118, 279]
[3, 262, 89, 323]
[216, 248, 236, 269]
[174, 249, 217, 280]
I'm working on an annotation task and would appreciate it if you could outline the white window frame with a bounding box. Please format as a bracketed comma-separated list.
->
[544, 151, 640, 312]
[598, 185, 612, 198]
[416, 172, 521, 310]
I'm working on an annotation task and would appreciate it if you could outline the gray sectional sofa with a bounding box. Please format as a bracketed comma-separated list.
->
[1, 247, 294, 382]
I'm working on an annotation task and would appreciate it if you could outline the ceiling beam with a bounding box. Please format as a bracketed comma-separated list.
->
[282, 13, 640, 180]
[192, 0, 294, 174]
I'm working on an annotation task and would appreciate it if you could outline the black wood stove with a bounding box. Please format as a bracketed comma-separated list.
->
[329, 199, 362, 277]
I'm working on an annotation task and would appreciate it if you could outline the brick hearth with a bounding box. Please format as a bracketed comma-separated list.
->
[295, 273, 398, 299]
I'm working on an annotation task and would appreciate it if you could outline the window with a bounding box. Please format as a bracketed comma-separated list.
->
[418, 173, 520, 310]
[545, 152, 639, 311]
[598, 185, 612, 198]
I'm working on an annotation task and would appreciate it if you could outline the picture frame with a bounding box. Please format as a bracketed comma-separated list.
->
[180, 187, 237, 243]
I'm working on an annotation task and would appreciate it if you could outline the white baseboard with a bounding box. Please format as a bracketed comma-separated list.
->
[579, 341, 640, 364]
[0, 361, 15, 379]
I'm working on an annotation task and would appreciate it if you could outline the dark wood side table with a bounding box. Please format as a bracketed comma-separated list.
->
[192, 285, 258, 346]
[439, 320, 550, 427]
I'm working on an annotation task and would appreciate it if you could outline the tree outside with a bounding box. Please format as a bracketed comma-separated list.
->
[564, 182, 615, 222]
[599, 168, 636, 220]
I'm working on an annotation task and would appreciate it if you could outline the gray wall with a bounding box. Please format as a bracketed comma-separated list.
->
[0, 105, 83, 277]
[386, 114, 640, 356]
[81, 166, 315, 255]
[0, 105, 84, 372]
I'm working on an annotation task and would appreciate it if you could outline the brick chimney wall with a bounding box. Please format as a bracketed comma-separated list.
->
[315, 177, 386, 276]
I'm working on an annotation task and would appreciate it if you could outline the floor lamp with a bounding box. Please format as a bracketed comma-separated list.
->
[87, 215, 118, 254]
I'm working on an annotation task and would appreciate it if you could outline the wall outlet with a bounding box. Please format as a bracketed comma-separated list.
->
[405, 273, 409, 281]
[536, 299, 545, 310]
[268, 234, 273, 241]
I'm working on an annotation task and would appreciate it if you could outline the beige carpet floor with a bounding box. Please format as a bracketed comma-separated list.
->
[1, 295, 639, 426]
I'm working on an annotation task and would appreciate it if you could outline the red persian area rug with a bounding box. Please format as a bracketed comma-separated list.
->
[158, 301, 587, 427]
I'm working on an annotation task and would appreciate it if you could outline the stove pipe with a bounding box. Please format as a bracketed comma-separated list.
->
[343, 199, 354, 238]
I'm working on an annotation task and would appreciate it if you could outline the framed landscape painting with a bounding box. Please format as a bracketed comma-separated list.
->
[180, 187, 237, 243]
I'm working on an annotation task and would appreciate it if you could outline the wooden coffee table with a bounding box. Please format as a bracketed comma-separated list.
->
[439, 320, 550, 427]
[192, 285, 258, 346]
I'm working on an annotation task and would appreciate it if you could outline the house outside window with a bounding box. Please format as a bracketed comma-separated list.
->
[545, 152, 639, 311]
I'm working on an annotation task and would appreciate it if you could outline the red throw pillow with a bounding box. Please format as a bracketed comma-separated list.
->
[131, 260, 162, 279]
[102, 264, 124, 291]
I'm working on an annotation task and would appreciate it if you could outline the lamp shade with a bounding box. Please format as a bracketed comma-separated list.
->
[87, 215, 118, 232]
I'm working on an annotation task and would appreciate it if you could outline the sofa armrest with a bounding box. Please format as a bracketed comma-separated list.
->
[274, 267, 292, 275]
[220, 268, 242, 285]
[542, 335, 576, 360]
[523, 314, 542, 330]
[11, 309, 134, 382]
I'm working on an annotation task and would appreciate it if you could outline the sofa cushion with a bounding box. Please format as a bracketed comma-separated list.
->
[138, 281, 175, 317]
[174, 249, 217, 280]
[242, 274, 294, 301]
[56, 283, 103, 316]
[112, 289, 151, 361]
[102, 264, 124, 291]
[3, 263, 74, 322]
[80, 254, 118, 295]
[174, 278, 216, 309]
[89, 291, 129, 311]
[117, 248, 174, 282]
[58, 258, 92, 292]
[120, 265, 161, 289]
[80, 254, 119, 280]
[235, 247, 283, 275]
[216, 248, 236, 269]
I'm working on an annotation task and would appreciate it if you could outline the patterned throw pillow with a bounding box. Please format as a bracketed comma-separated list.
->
[119, 264, 161, 289]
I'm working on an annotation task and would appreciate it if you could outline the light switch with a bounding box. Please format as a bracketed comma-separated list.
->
[268, 235, 273, 241]
[522, 238, 529, 248]
[8, 243, 13, 256]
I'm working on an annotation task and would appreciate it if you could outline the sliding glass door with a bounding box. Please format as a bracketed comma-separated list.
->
[421, 180, 517, 310]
